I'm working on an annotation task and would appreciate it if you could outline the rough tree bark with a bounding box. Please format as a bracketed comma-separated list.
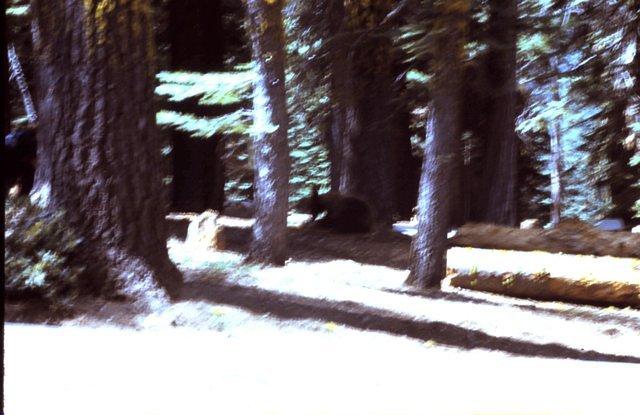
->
[407, 1, 467, 289]
[326, 0, 348, 194]
[244, 0, 290, 265]
[326, 0, 416, 224]
[30, 0, 182, 308]
[479, 0, 518, 226]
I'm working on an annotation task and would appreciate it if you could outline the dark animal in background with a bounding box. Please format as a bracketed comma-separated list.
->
[296, 186, 372, 233]
[5, 126, 37, 197]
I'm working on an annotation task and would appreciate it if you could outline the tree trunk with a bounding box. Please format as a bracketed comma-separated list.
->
[244, 0, 290, 265]
[7, 44, 37, 124]
[548, 127, 564, 227]
[326, 0, 412, 225]
[30, 0, 182, 308]
[2, 2, 8, 136]
[479, 0, 518, 226]
[548, 70, 564, 227]
[407, 2, 467, 289]
[326, 0, 348, 193]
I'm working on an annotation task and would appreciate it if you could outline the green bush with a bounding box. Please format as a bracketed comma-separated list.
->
[5, 197, 86, 302]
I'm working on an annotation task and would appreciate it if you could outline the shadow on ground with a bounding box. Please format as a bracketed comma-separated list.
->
[223, 226, 413, 269]
[181, 274, 640, 364]
[382, 287, 640, 330]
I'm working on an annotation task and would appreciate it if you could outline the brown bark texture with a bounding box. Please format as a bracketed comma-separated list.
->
[450, 221, 640, 258]
[450, 271, 640, 308]
[30, 0, 182, 307]
[407, 1, 467, 289]
[244, 0, 290, 265]
[479, 0, 519, 226]
[326, 0, 416, 224]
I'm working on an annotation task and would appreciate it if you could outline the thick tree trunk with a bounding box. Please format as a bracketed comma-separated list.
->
[479, 0, 518, 226]
[326, 0, 348, 193]
[407, 2, 466, 289]
[30, 0, 182, 307]
[326, 0, 413, 225]
[244, 0, 290, 265]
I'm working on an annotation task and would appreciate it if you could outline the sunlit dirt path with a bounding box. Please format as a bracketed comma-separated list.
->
[4, 322, 639, 415]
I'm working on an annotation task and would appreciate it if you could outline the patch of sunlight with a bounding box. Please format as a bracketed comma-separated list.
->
[447, 247, 640, 284]
[7, 5, 29, 15]
[323, 322, 338, 332]
[405, 69, 430, 84]
[155, 70, 254, 106]
[156, 110, 250, 137]
[167, 238, 244, 272]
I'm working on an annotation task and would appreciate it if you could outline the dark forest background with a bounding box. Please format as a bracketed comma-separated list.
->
[4, 0, 639, 303]
[7, 0, 638, 224]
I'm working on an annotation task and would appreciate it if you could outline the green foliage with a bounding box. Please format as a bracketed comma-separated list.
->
[5, 198, 86, 302]
[283, 2, 331, 203]
[155, 69, 255, 201]
[6, 0, 29, 16]
[156, 70, 254, 106]
[6, 4, 29, 16]
[156, 110, 250, 137]
[515, 0, 640, 224]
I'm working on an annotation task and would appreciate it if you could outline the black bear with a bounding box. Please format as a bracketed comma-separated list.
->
[5, 126, 37, 197]
[296, 186, 372, 233]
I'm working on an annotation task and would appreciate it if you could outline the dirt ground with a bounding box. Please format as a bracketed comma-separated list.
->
[4, 220, 640, 414]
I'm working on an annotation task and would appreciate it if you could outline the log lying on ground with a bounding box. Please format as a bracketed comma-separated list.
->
[446, 247, 640, 308]
[449, 220, 640, 258]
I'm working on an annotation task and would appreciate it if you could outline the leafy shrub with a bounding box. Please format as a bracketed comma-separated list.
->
[5, 197, 86, 302]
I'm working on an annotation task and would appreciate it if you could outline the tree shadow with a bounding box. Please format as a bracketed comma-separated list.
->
[219, 224, 640, 326]
[180, 275, 640, 364]
[382, 287, 640, 330]
[221, 224, 413, 269]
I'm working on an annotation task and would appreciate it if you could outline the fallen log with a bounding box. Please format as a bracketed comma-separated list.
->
[449, 220, 640, 258]
[446, 247, 640, 308]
